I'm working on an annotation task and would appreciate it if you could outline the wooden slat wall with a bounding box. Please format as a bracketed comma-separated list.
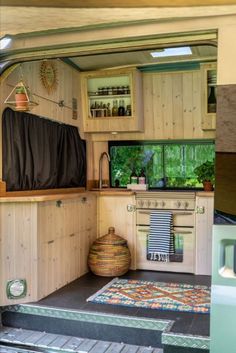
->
[0, 194, 97, 305]
[0, 203, 38, 305]
[0, 59, 82, 181]
[97, 195, 136, 270]
[88, 70, 216, 183]
[90, 70, 216, 141]
[37, 194, 97, 300]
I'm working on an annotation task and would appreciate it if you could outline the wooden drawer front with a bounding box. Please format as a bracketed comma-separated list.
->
[136, 227, 195, 273]
[137, 210, 194, 227]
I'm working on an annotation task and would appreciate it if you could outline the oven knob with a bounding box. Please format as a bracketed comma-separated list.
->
[153, 201, 159, 207]
[161, 201, 166, 208]
[147, 200, 151, 208]
[144, 200, 150, 208]
[184, 201, 189, 209]
[137, 200, 144, 208]
[175, 201, 181, 208]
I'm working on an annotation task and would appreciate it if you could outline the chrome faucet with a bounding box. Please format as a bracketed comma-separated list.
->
[99, 152, 110, 189]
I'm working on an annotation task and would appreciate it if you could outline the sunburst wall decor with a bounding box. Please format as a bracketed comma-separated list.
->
[40, 61, 58, 94]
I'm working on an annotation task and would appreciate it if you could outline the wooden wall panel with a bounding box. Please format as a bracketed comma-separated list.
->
[90, 70, 216, 142]
[37, 194, 97, 300]
[89, 70, 215, 182]
[97, 195, 136, 270]
[0, 203, 38, 305]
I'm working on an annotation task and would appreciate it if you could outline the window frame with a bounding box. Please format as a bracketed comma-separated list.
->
[108, 139, 215, 190]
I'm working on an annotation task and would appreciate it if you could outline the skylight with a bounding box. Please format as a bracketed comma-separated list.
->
[0, 37, 12, 50]
[150, 47, 192, 58]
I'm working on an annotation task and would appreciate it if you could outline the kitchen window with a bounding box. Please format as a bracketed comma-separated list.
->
[109, 140, 215, 189]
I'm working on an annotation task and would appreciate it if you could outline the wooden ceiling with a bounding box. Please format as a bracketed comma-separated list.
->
[1, 0, 236, 7]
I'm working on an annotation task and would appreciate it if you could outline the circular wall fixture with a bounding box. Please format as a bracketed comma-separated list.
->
[40, 60, 58, 94]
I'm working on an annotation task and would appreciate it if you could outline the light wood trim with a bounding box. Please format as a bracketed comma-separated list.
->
[196, 191, 214, 197]
[0, 181, 6, 194]
[0, 188, 86, 202]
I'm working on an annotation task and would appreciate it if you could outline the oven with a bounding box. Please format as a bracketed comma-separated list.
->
[136, 192, 195, 273]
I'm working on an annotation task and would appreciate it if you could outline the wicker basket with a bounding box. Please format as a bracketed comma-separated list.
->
[88, 227, 131, 277]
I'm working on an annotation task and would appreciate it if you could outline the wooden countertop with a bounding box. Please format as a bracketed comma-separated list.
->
[0, 187, 134, 202]
[0, 187, 213, 203]
[0, 187, 88, 203]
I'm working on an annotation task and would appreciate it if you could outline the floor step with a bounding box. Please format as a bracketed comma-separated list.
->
[2, 306, 170, 348]
[0, 326, 163, 353]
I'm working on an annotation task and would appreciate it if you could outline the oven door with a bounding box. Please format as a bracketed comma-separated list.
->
[136, 226, 195, 273]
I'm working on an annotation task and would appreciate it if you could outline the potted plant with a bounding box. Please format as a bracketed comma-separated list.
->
[15, 84, 29, 111]
[194, 160, 215, 191]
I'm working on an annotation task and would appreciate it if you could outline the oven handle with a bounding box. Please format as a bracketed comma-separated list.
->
[137, 228, 192, 235]
[138, 211, 193, 215]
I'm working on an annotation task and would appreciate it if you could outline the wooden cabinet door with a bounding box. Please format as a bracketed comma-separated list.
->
[201, 62, 217, 130]
[0, 203, 38, 306]
[37, 197, 93, 299]
[97, 195, 136, 269]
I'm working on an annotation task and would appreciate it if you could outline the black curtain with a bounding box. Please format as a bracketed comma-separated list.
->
[2, 108, 86, 191]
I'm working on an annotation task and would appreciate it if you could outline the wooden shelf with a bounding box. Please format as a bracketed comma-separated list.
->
[80, 67, 143, 133]
[89, 94, 131, 99]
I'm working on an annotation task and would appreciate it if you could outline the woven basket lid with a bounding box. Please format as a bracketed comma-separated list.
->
[95, 227, 127, 245]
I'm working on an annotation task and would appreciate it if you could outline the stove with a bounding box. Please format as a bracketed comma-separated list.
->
[135, 191, 196, 273]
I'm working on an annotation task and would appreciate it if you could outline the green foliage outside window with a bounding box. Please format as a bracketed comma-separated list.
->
[109, 141, 215, 189]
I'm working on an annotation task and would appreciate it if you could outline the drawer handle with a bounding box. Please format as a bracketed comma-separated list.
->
[48, 240, 54, 244]
[69, 233, 75, 237]
[138, 228, 192, 235]
[139, 211, 193, 215]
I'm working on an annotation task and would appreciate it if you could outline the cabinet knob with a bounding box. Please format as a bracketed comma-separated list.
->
[127, 204, 136, 212]
[196, 206, 205, 214]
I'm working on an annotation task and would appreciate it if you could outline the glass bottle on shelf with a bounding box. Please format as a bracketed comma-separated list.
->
[107, 103, 111, 116]
[112, 100, 118, 116]
[208, 86, 216, 113]
[130, 168, 138, 184]
[125, 104, 132, 116]
[118, 99, 125, 116]
[138, 168, 146, 184]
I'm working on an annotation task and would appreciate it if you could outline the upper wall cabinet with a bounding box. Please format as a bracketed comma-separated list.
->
[201, 62, 217, 130]
[80, 68, 143, 133]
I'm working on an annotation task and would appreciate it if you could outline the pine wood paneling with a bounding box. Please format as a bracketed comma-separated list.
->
[172, 73, 183, 139]
[37, 194, 97, 299]
[97, 195, 136, 270]
[91, 70, 216, 142]
[0, 194, 97, 305]
[0, 203, 38, 305]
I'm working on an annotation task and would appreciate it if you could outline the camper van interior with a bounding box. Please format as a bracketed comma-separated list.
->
[0, 3, 236, 353]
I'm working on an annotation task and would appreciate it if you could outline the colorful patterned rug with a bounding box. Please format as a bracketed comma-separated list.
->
[87, 278, 211, 314]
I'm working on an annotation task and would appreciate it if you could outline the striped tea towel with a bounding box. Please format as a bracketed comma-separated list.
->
[147, 211, 175, 262]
